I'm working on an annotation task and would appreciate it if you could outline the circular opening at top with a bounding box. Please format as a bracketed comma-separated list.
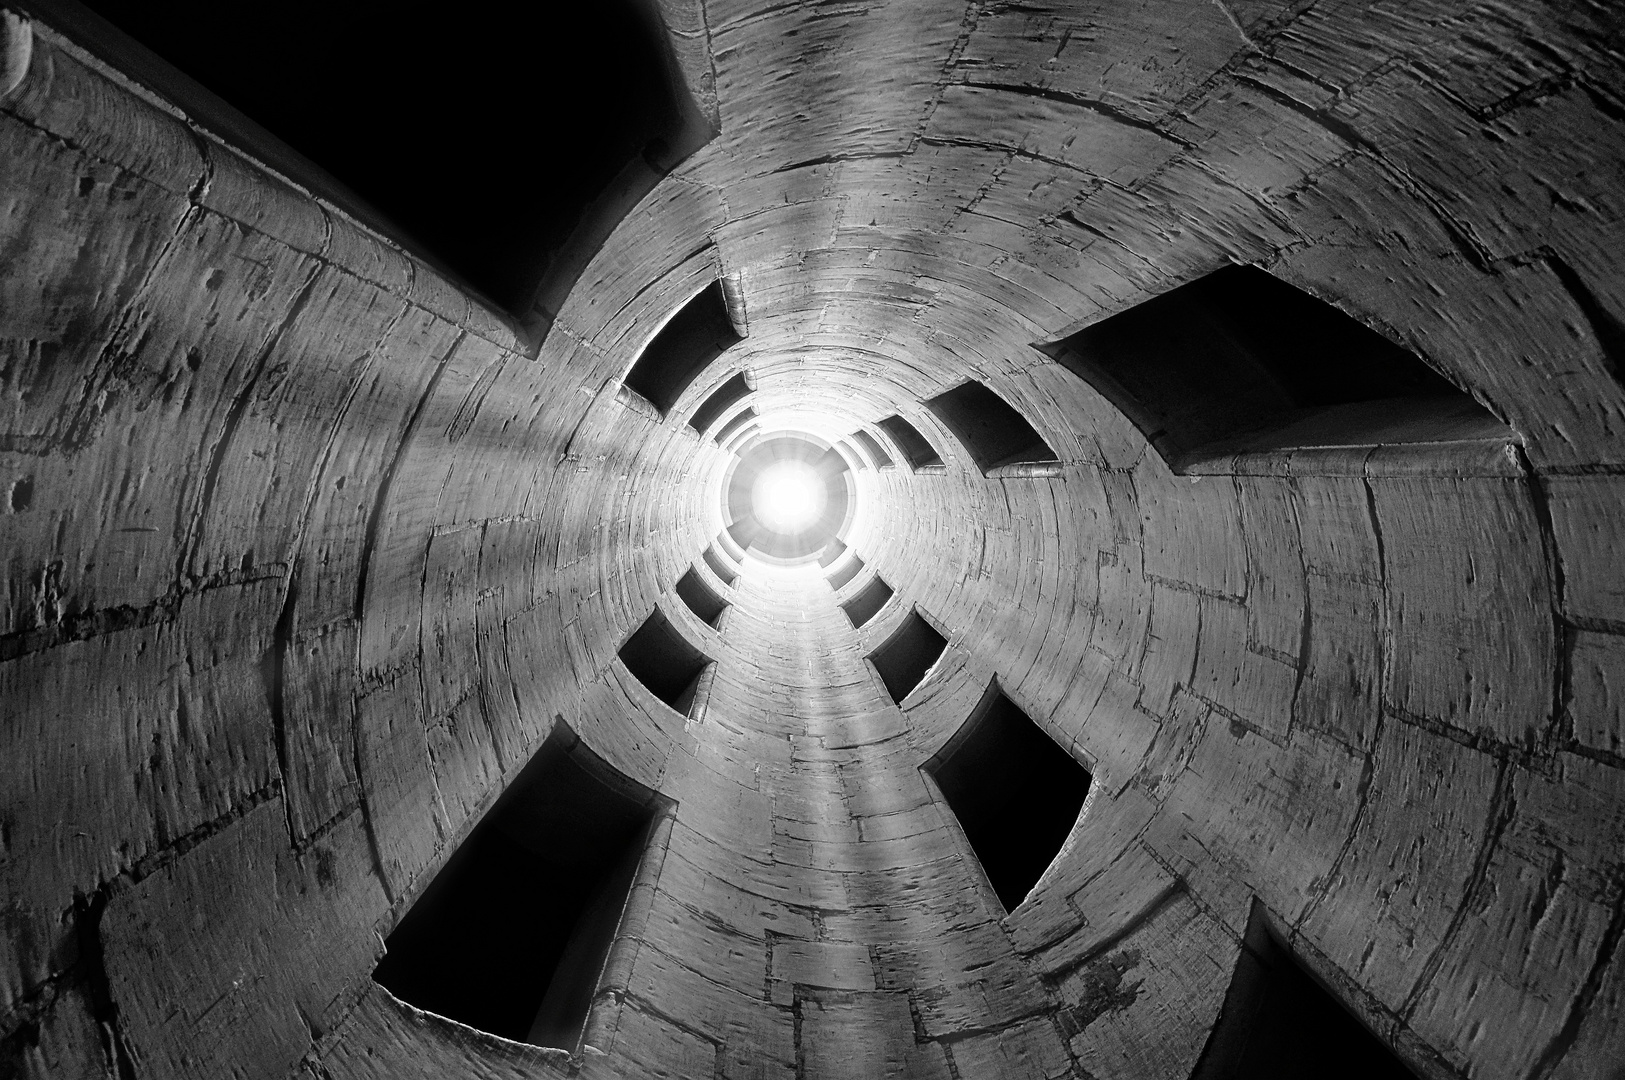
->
[752, 461, 825, 533]
[722, 433, 855, 566]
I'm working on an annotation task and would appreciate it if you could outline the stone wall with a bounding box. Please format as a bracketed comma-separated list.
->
[2, 1, 1622, 1078]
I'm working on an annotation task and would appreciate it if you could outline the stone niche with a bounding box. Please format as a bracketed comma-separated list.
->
[868, 608, 948, 704]
[924, 682, 1091, 913]
[373, 723, 671, 1051]
[1041, 265, 1508, 473]
[617, 607, 712, 716]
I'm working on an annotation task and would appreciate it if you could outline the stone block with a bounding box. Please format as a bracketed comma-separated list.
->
[1372, 475, 1554, 746]
[102, 801, 387, 1080]
[1568, 628, 1625, 758]
[1548, 474, 1625, 626]
[1299, 721, 1501, 1013]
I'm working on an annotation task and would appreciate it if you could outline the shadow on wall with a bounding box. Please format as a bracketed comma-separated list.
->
[37, 0, 717, 326]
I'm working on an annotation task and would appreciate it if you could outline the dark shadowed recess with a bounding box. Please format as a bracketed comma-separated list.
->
[715, 406, 758, 445]
[925, 683, 1089, 912]
[703, 543, 739, 586]
[1043, 265, 1506, 469]
[1191, 903, 1420, 1080]
[373, 724, 661, 1050]
[59, 0, 691, 314]
[850, 428, 894, 468]
[868, 609, 947, 704]
[675, 566, 727, 628]
[690, 373, 752, 434]
[725, 423, 761, 452]
[618, 607, 710, 714]
[827, 553, 865, 591]
[877, 414, 943, 470]
[841, 576, 893, 628]
[624, 281, 744, 414]
[926, 381, 1058, 473]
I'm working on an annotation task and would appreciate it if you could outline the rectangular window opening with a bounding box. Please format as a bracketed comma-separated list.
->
[926, 380, 1059, 474]
[868, 609, 948, 704]
[689, 372, 752, 434]
[1040, 265, 1508, 472]
[850, 429, 894, 469]
[818, 537, 849, 568]
[1191, 902, 1420, 1080]
[835, 439, 868, 471]
[725, 424, 761, 453]
[623, 280, 744, 415]
[617, 608, 711, 715]
[842, 576, 894, 628]
[877, 414, 943, 470]
[714, 405, 758, 446]
[675, 566, 728, 628]
[372, 723, 667, 1051]
[61, 0, 706, 316]
[703, 544, 738, 586]
[925, 682, 1090, 913]
[827, 553, 865, 591]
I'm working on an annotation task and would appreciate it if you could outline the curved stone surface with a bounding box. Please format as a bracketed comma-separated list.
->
[2, 3, 1623, 1079]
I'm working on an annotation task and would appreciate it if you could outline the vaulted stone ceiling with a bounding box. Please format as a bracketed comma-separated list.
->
[2, 1, 1623, 1079]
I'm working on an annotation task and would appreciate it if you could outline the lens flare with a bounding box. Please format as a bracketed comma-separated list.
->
[752, 461, 824, 533]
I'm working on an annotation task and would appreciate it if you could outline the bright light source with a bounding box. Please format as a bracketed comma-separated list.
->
[752, 461, 825, 533]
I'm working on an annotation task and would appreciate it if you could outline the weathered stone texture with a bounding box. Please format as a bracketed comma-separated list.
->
[3, 1, 1623, 1078]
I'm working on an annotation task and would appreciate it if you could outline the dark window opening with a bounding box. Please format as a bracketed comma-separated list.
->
[1041, 265, 1505, 470]
[617, 608, 710, 714]
[689, 373, 751, 434]
[623, 280, 744, 415]
[827, 554, 865, 591]
[850, 429, 894, 469]
[373, 723, 662, 1049]
[842, 577, 893, 628]
[926, 381, 1059, 473]
[65, 0, 700, 314]
[726, 424, 761, 453]
[835, 439, 868, 471]
[675, 567, 727, 628]
[877, 415, 943, 470]
[703, 543, 738, 585]
[868, 609, 948, 704]
[1191, 903, 1419, 1080]
[818, 537, 849, 568]
[925, 683, 1089, 912]
[715, 405, 758, 446]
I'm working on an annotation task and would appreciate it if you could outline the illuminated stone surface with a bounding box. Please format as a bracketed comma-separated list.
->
[1, 3, 1623, 1079]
